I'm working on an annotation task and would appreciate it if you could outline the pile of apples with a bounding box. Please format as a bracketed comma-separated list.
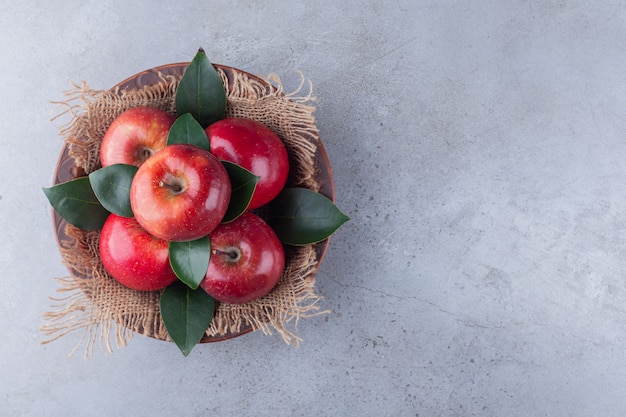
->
[45, 49, 348, 354]
[98, 107, 289, 304]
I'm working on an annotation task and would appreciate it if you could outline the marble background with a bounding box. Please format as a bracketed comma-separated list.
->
[2, 1, 626, 416]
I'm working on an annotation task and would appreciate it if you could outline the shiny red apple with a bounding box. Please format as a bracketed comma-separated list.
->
[100, 106, 175, 167]
[130, 144, 231, 242]
[200, 212, 285, 304]
[205, 118, 289, 209]
[99, 214, 177, 291]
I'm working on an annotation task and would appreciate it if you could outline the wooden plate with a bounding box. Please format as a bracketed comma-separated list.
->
[51, 63, 335, 342]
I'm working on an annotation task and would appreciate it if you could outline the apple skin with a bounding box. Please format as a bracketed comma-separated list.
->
[100, 106, 175, 167]
[200, 212, 285, 304]
[99, 214, 178, 291]
[130, 144, 232, 242]
[205, 118, 289, 209]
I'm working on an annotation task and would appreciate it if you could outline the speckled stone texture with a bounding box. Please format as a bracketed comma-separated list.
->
[3, 1, 626, 416]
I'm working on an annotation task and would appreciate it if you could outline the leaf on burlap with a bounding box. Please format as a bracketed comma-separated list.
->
[160, 281, 216, 357]
[43, 177, 110, 230]
[175, 48, 226, 128]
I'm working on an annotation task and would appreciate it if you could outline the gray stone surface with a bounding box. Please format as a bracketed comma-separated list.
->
[3, 0, 626, 416]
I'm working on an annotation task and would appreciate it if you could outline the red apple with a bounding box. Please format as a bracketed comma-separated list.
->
[99, 214, 177, 291]
[205, 118, 289, 209]
[100, 106, 175, 167]
[200, 212, 285, 304]
[130, 144, 231, 242]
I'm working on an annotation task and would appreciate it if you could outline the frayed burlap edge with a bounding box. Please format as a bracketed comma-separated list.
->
[41, 67, 329, 356]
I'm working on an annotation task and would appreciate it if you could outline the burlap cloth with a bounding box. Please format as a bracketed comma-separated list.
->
[41, 66, 329, 356]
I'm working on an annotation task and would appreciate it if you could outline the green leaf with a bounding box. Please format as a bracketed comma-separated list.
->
[160, 281, 216, 357]
[88, 164, 138, 217]
[268, 187, 350, 245]
[221, 161, 260, 223]
[42, 177, 110, 230]
[166, 113, 211, 152]
[175, 48, 226, 128]
[169, 236, 211, 290]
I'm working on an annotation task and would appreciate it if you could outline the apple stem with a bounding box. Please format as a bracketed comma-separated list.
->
[158, 181, 183, 193]
[135, 146, 154, 163]
[213, 248, 241, 262]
